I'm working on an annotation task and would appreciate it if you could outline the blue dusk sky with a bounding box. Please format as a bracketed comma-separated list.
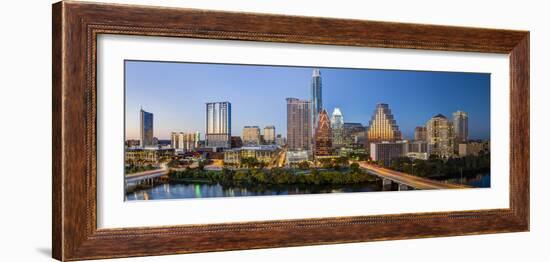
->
[125, 60, 490, 140]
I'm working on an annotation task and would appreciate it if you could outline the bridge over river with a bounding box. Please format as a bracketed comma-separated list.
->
[358, 162, 470, 190]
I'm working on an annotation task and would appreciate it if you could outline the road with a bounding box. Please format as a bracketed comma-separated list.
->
[269, 148, 287, 168]
[358, 162, 470, 190]
[125, 163, 169, 184]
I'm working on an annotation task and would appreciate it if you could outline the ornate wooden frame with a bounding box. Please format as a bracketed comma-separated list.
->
[52, 1, 530, 261]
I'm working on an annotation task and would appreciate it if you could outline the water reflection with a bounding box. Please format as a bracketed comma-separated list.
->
[125, 173, 490, 201]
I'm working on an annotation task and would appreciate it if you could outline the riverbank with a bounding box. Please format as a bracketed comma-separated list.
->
[168, 166, 379, 187]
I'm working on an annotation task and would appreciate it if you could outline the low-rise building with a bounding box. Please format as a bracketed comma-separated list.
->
[125, 148, 175, 163]
[285, 150, 309, 166]
[458, 142, 490, 157]
[370, 141, 407, 164]
[223, 145, 278, 165]
[406, 152, 429, 160]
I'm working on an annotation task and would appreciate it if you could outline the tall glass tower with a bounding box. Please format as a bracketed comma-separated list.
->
[140, 108, 154, 147]
[205, 102, 232, 148]
[310, 69, 323, 132]
[453, 111, 469, 143]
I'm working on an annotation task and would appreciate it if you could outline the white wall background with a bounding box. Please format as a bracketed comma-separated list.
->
[0, 0, 547, 261]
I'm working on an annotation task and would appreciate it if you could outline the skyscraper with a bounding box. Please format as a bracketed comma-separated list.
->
[330, 108, 345, 147]
[414, 126, 427, 141]
[453, 111, 469, 143]
[426, 114, 455, 158]
[286, 98, 311, 151]
[140, 108, 154, 147]
[205, 102, 231, 149]
[314, 109, 332, 156]
[366, 103, 402, 144]
[264, 126, 276, 144]
[310, 69, 323, 133]
[242, 126, 261, 145]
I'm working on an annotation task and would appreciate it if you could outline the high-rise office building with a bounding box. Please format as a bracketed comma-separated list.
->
[426, 114, 455, 158]
[205, 102, 231, 149]
[264, 126, 276, 144]
[286, 98, 311, 151]
[453, 111, 469, 144]
[242, 126, 261, 145]
[343, 122, 366, 147]
[330, 108, 345, 147]
[310, 69, 323, 133]
[414, 126, 427, 141]
[370, 141, 407, 164]
[366, 103, 402, 143]
[314, 109, 332, 156]
[140, 108, 154, 147]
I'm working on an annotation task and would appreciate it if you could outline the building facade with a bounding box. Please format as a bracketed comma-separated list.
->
[453, 111, 469, 147]
[314, 109, 332, 156]
[275, 134, 286, 147]
[230, 136, 243, 148]
[242, 126, 261, 146]
[286, 98, 311, 151]
[458, 141, 489, 157]
[140, 108, 154, 147]
[366, 103, 402, 144]
[263, 126, 276, 144]
[223, 145, 278, 165]
[343, 122, 366, 148]
[330, 108, 345, 147]
[170, 132, 199, 152]
[426, 114, 455, 158]
[414, 126, 427, 141]
[285, 150, 309, 166]
[125, 148, 175, 164]
[370, 141, 406, 164]
[310, 69, 323, 133]
[205, 102, 231, 149]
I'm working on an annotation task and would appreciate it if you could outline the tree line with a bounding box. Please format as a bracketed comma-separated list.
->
[383, 152, 490, 178]
[169, 163, 377, 186]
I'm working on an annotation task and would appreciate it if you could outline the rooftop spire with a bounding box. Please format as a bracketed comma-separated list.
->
[312, 69, 321, 77]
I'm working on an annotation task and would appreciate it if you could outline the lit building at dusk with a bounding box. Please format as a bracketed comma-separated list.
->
[426, 114, 455, 158]
[314, 109, 332, 156]
[366, 103, 402, 144]
[223, 145, 278, 165]
[286, 98, 311, 151]
[205, 102, 231, 149]
[414, 126, 427, 141]
[331, 108, 345, 147]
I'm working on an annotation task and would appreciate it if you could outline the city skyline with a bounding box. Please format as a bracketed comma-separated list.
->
[125, 60, 490, 140]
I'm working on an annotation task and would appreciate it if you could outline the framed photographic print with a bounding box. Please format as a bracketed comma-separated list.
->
[52, 1, 529, 261]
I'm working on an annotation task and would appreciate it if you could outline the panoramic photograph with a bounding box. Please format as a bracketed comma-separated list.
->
[124, 61, 491, 201]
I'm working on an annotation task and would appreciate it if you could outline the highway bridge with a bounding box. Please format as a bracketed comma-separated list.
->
[358, 162, 470, 190]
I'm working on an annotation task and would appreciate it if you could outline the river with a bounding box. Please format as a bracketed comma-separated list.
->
[125, 172, 490, 201]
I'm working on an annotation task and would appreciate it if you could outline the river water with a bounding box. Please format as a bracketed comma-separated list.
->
[125, 172, 490, 201]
